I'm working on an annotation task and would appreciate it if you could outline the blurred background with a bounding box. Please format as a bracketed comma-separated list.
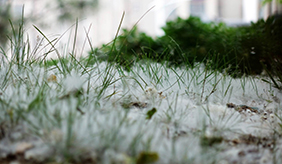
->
[0, 0, 281, 51]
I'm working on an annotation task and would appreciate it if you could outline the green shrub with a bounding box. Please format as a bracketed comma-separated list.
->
[238, 15, 282, 75]
[89, 15, 282, 76]
[160, 16, 241, 71]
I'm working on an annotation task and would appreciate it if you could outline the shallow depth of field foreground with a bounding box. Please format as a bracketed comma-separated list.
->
[0, 25, 282, 164]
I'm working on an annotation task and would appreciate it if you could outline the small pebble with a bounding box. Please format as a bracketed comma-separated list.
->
[15, 142, 34, 154]
[25, 145, 53, 162]
[9, 161, 20, 164]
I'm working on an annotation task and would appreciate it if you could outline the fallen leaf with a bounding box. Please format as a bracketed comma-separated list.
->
[47, 74, 57, 82]
[146, 108, 157, 120]
[136, 151, 159, 164]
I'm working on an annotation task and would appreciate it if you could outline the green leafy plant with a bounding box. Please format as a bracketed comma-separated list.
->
[91, 15, 282, 78]
[146, 107, 157, 120]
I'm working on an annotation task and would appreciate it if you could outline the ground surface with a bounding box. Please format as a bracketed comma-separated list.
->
[0, 61, 281, 164]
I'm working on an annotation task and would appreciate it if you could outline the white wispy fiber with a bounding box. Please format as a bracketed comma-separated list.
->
[0, 60, 281, 163]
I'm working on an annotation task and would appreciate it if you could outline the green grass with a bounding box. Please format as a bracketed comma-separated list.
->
[0, 15, 282, 164]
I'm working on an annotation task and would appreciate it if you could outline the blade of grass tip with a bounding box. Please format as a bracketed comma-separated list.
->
[33, 25, 70, 74]
[25, 36, 32, 64]
[80, 24, 92, 58]
[168, 36, 185, 60]
[114, 6, 155, 60]
[97, 11, 126, 97]
[165, 95, 173, 113]
[147, 64, 157, 83]
[51, 20, 83, 53]
[8, 20, 18, 63]
[186, 69, 198, 92]
[130, 6, 155, 34]
[250, 76, 260, 97]
[171, 67, 186, 85]
[32, 38, 57, 63]
[146, 64, 153, 80]
[195, 70, 206, 85]
[19, 8, 25, 64]
[8, 19, 16, 41]
[7, 7, 25, 66]
[97, 12, 129, 99]
[0, 47, 8, 62]
[151, 64, 163, 86]
[201, 66, 208, 103]
[33, 26, 62, 60]
[71, 18, 79, 59]
[131, 70, 148, 87]
[160, 75, 183, 93]
[110, 11, 125, 56]
[84, 25, 96, 67]
[34, 21, 79, 69]
[174, 92, 179, 113]
[116, 64, 127, 77]
[227, 86, 233, 102]
[39, 24, 77, 62]
[29, 36, 43, 60]
[40, 39, 57, 56]
[95, 6, 156, 53]
[240, 75, 246, 95]
[205, 76, 222, 102]
[203, 105, 213, 125]
[21, 39, 28, 65]
[223, 78, 232, 98]
[199, 71, 214, 85]
[97, 69, 121, 100]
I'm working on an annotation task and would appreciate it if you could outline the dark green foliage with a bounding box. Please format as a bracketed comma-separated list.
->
[89, 27, 164, 70]
[146, 108, 157, 120]
[0, 4, 26, 49]
[0, 4, 12, 46]
[160, 15, 282, 75]
[160, 16, 241, 71]
[136, 151, 159, 164]
[89, 15, 282, 77]
[238, 15, 282, 75]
